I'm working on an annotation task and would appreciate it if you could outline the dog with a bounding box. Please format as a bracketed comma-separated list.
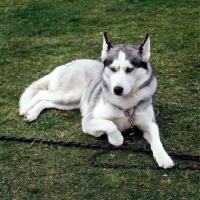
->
[19, 33, 174, 169]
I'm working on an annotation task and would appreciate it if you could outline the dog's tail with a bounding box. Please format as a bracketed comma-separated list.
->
[19, 75, 49, 111]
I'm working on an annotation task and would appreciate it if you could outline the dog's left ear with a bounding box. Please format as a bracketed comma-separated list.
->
[139, 33, 150, 63]
[101, 32, 113, 62]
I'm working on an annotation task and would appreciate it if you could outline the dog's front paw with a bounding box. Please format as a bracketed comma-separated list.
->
[152, 145, 174, 169]
[108, 131, 124, 147]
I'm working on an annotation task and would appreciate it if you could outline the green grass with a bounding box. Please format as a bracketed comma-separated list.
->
[0, 0, 200, 199]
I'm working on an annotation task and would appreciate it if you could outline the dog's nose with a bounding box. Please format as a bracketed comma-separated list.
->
[114, 86, 123, 96]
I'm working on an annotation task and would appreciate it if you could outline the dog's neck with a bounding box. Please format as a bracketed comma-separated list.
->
[102, 85, 142, 111]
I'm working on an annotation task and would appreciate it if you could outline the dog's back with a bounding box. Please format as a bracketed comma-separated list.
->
[19, 59, 103, 121]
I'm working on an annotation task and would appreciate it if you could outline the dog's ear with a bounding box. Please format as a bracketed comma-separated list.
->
[101, 32, 113, 62]
[139, 33, 150, 63]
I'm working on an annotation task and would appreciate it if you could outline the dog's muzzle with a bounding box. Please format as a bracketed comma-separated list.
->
[113, 86, 123, 96]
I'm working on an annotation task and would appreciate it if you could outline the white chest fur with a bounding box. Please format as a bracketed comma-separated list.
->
[93, 99, 132, 131]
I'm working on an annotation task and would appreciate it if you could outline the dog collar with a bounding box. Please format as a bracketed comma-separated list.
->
[124, 108, 136, 136]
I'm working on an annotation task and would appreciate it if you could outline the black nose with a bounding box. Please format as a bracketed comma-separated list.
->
[114, 86, 123, 96]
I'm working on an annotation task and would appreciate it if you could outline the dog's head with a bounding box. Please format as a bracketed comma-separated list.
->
[101, 32, 151, 96]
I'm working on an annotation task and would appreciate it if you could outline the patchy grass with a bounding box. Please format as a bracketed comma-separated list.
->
[0, 0, 200, 199]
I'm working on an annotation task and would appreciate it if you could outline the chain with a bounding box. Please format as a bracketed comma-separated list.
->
[0, 135, 199, 170]
[125, 108, 136, 136]
[89, 143, 200, 170]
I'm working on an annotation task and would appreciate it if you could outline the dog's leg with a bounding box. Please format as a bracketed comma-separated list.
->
[20, 90, 54, 115]
[141, 123, 174, 169]
[143, 132, 152, 144]
[19, 75, 50, 110]
[20, 89, 82, 116]
[25, 100, 79, 122]
[143, 122, 174, 168]
[135, 111, 174, 169]
[82, 117, 124, 146]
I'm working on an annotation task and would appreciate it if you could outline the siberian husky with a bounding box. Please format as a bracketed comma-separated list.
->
[19, 33, 174, 169]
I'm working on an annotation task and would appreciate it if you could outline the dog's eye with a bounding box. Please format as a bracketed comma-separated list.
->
[110, 67, 117, 72]
[126, 68, 134, 73]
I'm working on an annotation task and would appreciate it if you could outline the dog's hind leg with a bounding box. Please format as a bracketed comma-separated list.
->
[19, 75, 49, 110]
[25, 100, 79, 122]
[20, 89, 82, 117]
[20, 90, 57, 115]
[82, 117, 124, 146]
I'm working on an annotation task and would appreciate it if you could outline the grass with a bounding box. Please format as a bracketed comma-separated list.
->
[0, 0, 200, 199]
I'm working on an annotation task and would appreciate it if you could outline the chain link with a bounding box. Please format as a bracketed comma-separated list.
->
[0, 135, 199, 170]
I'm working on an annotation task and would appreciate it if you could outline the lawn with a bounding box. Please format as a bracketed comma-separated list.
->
[0, 0, 200, 199]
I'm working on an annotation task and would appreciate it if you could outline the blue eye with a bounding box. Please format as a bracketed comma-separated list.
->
[126, 68, 134, 73]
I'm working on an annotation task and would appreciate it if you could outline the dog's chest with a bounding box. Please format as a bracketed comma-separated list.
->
[93, 99, 132, 131]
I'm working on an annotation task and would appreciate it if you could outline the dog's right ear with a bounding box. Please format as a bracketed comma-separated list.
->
[101, 32, 113, 62]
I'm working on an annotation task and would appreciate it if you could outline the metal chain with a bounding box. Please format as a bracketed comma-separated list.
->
[0, 135, 199, 170]
[89, 143, 200, 170]
[124, 108, 136, 136]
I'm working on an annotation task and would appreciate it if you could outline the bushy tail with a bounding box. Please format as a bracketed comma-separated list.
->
[19, 75, 49, 110]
